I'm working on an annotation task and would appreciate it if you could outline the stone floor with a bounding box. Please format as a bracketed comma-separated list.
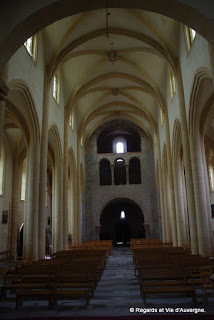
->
[0, 247, 214, 319]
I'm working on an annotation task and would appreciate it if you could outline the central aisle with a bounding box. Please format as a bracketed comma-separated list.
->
[85, 246, 142, 316]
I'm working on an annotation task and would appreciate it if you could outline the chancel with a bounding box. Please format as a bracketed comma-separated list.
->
[0, 0, 214, 318]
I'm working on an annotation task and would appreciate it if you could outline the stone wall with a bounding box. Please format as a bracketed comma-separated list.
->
[85, 120, 159, 241]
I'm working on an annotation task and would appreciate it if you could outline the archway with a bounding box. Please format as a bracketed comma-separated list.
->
[100, 198, 145, 246]
[1, 0, 214, 72]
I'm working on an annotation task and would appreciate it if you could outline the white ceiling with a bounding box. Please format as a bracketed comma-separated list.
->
[42, 8, 180, 142]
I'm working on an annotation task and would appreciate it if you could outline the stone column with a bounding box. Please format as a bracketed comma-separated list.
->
[53, 161, 63, 252]
[0, 79, 9, 151]
[176, 64, 198, 254]
[10, 160, 21, 259]
[63, 113, 69, 249]
[76, 135, 82, 244]
[38, 72, 50, 259]
[201, 141, 214, 251]
[157, 138, 166, 242]
[111, 164, 114, 185]
[24, 141, 40, 259]
[189, 134, 211, 256]
[163, 174, 173, 243]
[173, 159, 187, 246]
[164, 111, 178, 246]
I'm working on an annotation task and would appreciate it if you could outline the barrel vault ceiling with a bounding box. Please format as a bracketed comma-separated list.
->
[42, 8, 180, 143]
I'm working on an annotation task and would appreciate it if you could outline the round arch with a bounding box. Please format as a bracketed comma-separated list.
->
[99, 197, 145, 246]
[1, 1, 214, 71]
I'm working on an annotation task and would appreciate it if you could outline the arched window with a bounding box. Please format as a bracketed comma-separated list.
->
[24, 34, 38, 62]
[53, 71, 60, 104]
[169, 67, 176, 99]
[209, 164, 214, 191]
[99, 159, 112, 185]
[0, 144, 5, 195]
[120, 210, 126, 219]
[114, 158, 126, 185]
[184, 26, 196, 53]
[113, 137, 127, 153]
[129, 157, 141, 184]
[21, 158, 27, 201]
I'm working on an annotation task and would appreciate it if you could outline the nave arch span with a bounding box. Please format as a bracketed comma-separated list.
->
[172, 119, 190, 248]
[46, 124, 63, 255]
[6, 81, 40, 259]
[1, 0, 214, 72]
[67, 147, 78, 244]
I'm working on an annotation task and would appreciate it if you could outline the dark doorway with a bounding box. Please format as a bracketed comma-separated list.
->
[100, 198, 145, 246]
[17, 224, 24, 257]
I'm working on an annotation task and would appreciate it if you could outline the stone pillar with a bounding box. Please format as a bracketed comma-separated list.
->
[0, 79, 9, 151]
[163, 175, 173, 243]
[24, 141, 40, 259]
[201, 141, 214, 251]
[173, 159, 187, 246]
[144, 224, 150, 238]
[164, 111, 178, 246]
[63, 114, 69, 249]
[111, 164, 114, 185]
[157, 138, 166, 242]
[38, 72, 50, 259]
[189, 134, 211, 256]
[53, 160, 63, 252]
[76, 135, 82, 244]
[10, 160, 21, 259]
[176, 64, 198, 254]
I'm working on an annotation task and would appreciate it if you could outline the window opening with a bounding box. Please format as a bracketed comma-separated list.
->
[209, 165, 214, 191]
[53, 71, 60, 104]
[0, 144, 5, 195]
[100, 159, 112, 185]
[169, 68, 176, 100]
[24, 34, 38, 61]
[120, 210, 126, 219]
[129, 157, 141, 184]
[21, 158, 27, 201]
[184, 26, 197, 53]
[116, 142, 124, 153]
[113, 137, 127, 153]
[114, 158, 126, 185]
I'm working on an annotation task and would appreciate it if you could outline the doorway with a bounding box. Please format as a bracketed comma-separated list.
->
[100, 198, 145, 246]
[17, 223, 24, 257]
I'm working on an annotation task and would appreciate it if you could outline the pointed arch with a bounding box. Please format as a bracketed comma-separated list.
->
[189, 68, 214, 139]
[7, 79, 40, 145]
[48, 123, 62, 165]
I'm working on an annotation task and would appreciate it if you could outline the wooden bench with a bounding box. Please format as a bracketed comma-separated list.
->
[16, 289, 56, 309]
[141, 282, 196, 306]
[0, 250, 10, 263]
[16, 276, 90, 309]
[1, 274, 54, 300]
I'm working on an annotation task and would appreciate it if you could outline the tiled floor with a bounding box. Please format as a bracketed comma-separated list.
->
[0, 247, 214, 319]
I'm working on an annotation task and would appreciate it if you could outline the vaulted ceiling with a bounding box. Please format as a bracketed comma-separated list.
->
[42, 8, 180, 142]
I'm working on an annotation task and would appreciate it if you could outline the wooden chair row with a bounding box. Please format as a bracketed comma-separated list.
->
[1, 247, 109, 309]
[133, 249, 214, 305]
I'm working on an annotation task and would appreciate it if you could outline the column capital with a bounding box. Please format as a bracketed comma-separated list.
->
[0, 79, 9, 101]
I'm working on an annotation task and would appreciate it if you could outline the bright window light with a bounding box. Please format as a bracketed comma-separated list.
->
[21, 158, 26, 201]
[116, 142, 124, 153]
[120, 210, 126, 219]
[190, 28, 196, 41]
